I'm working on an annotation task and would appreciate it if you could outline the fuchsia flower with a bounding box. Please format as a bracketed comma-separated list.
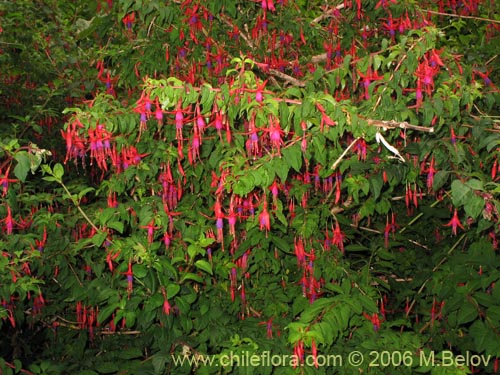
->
[259, 200, 271, 233]
[444, 209, 464, 236]
[331, 221, 346, 253]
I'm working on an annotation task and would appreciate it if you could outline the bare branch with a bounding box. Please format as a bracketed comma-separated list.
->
[269, 69, 306, 87]
[364, 118, 435, 133]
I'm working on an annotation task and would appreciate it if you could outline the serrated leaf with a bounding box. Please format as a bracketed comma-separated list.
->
[457, 302, 478, 325]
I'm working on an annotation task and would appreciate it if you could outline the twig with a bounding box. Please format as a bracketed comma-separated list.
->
[311, 53, 328, 64]
[269, 69, 306, 87]
[3, 361, 35, 375]
[405, 233, 466, 319]
[310, 4, 346, 25]
[218, 13, 254, 49]
[423, 9, 500, 24]
[331, 137, 362, 170]
[60, 181, 100, 233]
[364, 118, 434, 133]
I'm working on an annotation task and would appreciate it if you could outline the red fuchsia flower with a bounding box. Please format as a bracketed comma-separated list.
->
[124, 262, 134, 298]
[161, 287, 171, 315]
[34, 226, 47, 253]
[292, 339, 304, 367]
[195, 104, 206, 133]
[294, 236, 306, 266]
[444, 209, 464, 236]
[315, 103, 336, 132]
[261, 0, 276, 12]
[331, 221, 346, 254]
[357, 67, 384, 100]
[267, 115, 284, 156]
[255, 79, 268, 103]
[154, 98, 164, 125]
[245, 114, 262, 159]
[258, 317, 275, 339]
[141, 219, 160, 244]
[311, 339, 319, 368]
[188, 126, 202, 165]
[227, 198, 238, 239]
[376, 0, 397, 9]
[32, 292, 45, 316]
[354, 138, 367, 161]
[423, 155, 437, 191]
[474, 69, 499, 92]
[121, 146, 148, 169]
[106, 249, 120, 272]
[259, 200, 271, 234]
[61, 118, 87, 164]
[122, 12, 135, 30]
[175, 102, 185, 140]
[384, 213, 398, 248]
[415, 55, 441, 97]
[381, 13, 399, 40]
[2, 204, 15, 235]
[269, 180, 280, 202]
[0, 166, 17, 197]
[363, 312, 383, 331]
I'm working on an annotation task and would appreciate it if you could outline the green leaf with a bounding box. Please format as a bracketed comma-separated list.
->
[95, 362, 119, 374]
[457, 302, 478, 325]
[463, 193, 484, 220]
[133, 264, 148, 278]
[91, 231, 108, 247]
[233, 174, 255, 196]
[98, 303, 120, 324]
[282, 144, 303, 172]
[14, 152, 30, 182]
[180, 272, 204, 283]
[369, 173, 384, 200]
[166, 283, 181, 298]
[432, 170, 449, 191]
[53, 163, 65, 180]
[451, 179, 471, 207]
[270, 157, 289, 182]
[107, 221, 124, 234]
[195, 259, 213, 275]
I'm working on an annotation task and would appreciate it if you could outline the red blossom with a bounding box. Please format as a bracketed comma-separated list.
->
[444, 209, 464, 236]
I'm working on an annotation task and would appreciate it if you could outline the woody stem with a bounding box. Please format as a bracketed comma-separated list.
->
[59, 181, 100, 233]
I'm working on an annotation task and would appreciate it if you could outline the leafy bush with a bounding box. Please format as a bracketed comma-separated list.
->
[1, 0, 500, 374]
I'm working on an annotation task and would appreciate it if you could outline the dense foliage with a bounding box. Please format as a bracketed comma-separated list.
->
[1, 0, 500, 374]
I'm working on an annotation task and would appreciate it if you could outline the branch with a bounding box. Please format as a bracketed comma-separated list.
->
[310, 4, 346, 25]
[423, 9, 500, 24]
[364, 118, 435, 133]
[217, 13, 254, 49]
[268, 69, 306, 87]
[331, 137, 361, 170]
